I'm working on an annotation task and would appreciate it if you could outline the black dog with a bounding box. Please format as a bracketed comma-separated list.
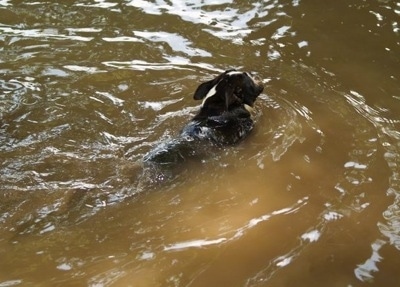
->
[143, 69, 264, 169]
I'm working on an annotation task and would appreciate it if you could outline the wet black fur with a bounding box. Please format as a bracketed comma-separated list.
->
[143, 70, 264, 167]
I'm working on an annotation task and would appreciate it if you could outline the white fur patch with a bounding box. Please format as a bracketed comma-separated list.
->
[201, 83, 219, 107]
[226, 70, 243, 76]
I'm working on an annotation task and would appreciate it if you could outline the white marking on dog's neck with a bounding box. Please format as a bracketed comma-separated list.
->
[226, 70, 243, 76]
[201, 82, 219, 107]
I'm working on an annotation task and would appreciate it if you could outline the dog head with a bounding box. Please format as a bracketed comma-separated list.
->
[193, 69, 264, 117]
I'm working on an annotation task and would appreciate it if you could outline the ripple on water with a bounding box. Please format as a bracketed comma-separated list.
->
[1, 0, 400, 286]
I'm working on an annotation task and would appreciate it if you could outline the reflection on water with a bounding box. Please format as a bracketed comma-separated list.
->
[1, 0, 400, 286]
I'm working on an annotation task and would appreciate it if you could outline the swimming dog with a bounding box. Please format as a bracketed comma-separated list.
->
[143, 69, 264, 169]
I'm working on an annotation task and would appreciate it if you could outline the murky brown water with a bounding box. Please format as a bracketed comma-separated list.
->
[1, 0, 400, 286]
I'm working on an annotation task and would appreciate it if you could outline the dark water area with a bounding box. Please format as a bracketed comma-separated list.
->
[1, 0, 400, 286]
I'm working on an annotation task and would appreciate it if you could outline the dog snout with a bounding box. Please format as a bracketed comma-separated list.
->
[248, 72, 262, 84]
[248, 72, 264, 91]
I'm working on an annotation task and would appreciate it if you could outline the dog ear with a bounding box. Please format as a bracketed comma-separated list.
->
[193, 79, 216, 100]
[224, 85, 240, 111]
[193, 72, 229, 100]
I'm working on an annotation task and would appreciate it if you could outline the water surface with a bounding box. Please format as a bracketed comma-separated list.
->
[1, 0, 400, 286]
